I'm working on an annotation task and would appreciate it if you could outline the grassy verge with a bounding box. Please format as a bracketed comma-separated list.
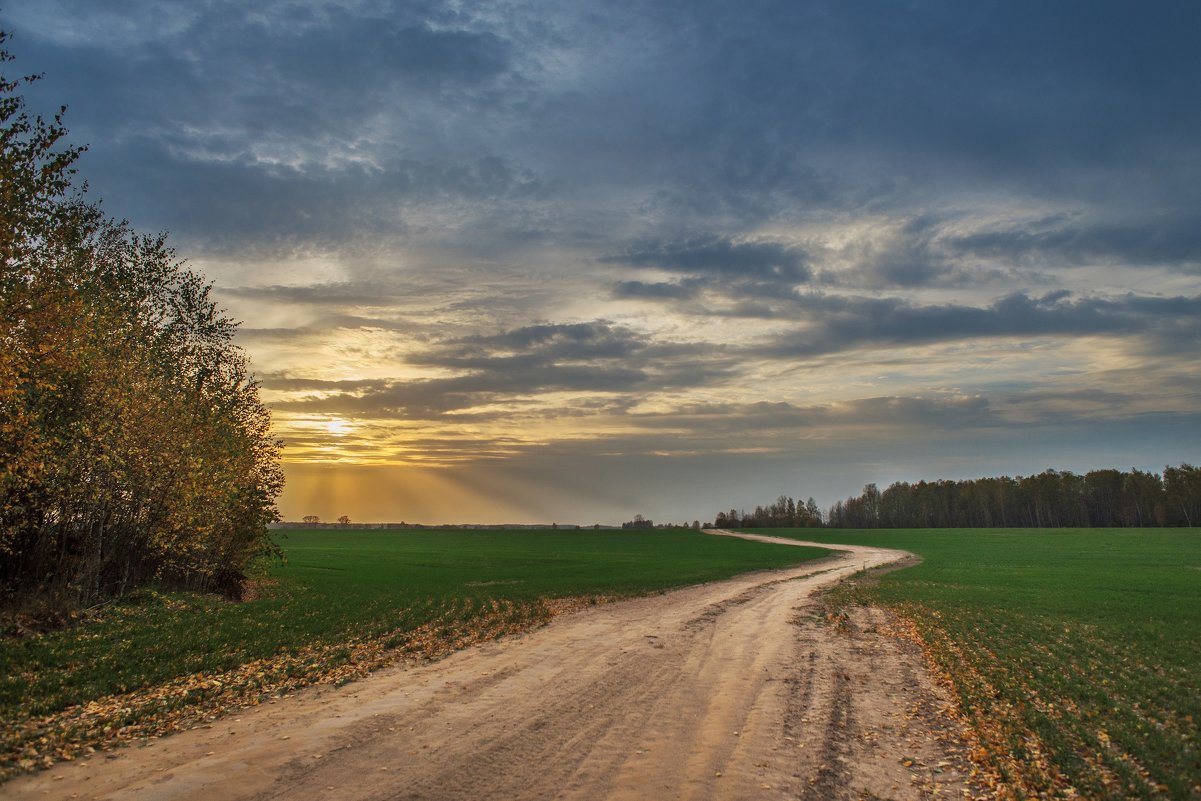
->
[761, 527, 1201, 800]
[1, 528, 827, 780]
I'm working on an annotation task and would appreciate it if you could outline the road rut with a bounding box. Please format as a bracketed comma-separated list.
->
[8, 532, 980, 800]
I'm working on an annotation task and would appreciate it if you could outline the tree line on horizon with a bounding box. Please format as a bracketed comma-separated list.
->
[713, 495, 825, 529]
[716, 465, 1201, 530]
[0, 33, 282, 616]
[828, 465, 1201, 529]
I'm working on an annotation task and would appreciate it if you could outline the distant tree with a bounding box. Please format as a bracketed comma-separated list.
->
[1164, 464, 1201, 527]
[302, 515, 320, 525]
[861, 484, 881, 527]
[337, 515, 351, 526]
[816, 466, 1192, 529]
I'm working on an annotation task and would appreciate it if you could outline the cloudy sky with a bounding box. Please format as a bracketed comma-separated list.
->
[7, 1, 1200, 524]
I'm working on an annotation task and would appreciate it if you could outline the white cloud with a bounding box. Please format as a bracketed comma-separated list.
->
[8, 0, 1200, 521]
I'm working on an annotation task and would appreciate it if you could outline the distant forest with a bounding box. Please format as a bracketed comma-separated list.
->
[714, 464, 1201, 529]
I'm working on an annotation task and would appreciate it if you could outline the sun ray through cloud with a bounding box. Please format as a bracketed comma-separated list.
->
[7, 0, 1198, 522]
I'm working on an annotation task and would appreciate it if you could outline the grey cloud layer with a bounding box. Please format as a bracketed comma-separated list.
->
[12, 0, 1201, 256]
[758, 292, 1201, 358]
[606, 212, 1201, 299]
[6, 0, 1199, 507]
[605, 238, 811, 281]
[950, 216, 1201, 273]
[267, 285, 1200, 425]
[270, 322, 737, 419]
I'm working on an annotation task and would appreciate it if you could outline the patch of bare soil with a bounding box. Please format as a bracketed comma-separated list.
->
[5, 533, 988, 800]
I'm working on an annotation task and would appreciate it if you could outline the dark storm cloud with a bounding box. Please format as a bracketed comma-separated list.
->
[949, 215, 1201, 272]
[843, 211, 1201, 288]
[261, 16, 511, 87]
[417, 322, 648, 368]
[274, 365, 647, 420]
[454, 324, 728, 381]
[607, 210, 1200, 301]
[626, 396, 996, 435]
[603, 237, 811, 281]
[269, 285, 1201, 425]
[11, 0, 1201, 262]
[223, 282, 409, 306]
[829, 215, 992, 289]
[1003, 389, 1135, 408]
[607, 0, 1201, 231]
[7, 0, 1200, 523]
[601, 221, 1021, 300]
[758, 291, 1201, 358]
[38, 3, 513, 108]
[809, 2, 1201, 175]
[77, 136, 541, 254]
[604, 236, 823, 307]
[451, 322, 637, 354]
[612, 280, 702, 301]
[8, 2, 534, 253]
[273, 321, 738, 419]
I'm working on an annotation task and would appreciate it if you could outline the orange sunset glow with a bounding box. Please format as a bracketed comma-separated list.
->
[11, 2, 1198, 524]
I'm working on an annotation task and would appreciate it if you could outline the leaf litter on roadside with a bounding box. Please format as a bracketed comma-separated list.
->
[2, 595, 607, 781]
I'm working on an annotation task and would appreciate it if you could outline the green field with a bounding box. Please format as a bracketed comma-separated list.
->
[10, 525, 1197, 797]
[760, 527, 1201, 801]
[1, 528, 827, 778]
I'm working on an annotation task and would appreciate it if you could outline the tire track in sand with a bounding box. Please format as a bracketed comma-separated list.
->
[6, 532, 983, 801]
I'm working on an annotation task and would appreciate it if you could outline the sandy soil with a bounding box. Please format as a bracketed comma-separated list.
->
[8, 532, 981, 801]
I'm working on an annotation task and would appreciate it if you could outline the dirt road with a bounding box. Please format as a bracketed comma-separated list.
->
[8, 533, 980, 800]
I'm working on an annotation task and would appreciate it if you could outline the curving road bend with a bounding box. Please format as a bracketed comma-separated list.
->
[7, 533, 979, 801]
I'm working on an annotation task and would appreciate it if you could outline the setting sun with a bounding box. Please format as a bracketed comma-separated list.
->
[17, 1, 1198, 530]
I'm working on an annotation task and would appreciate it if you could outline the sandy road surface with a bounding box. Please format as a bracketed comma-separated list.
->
[8, 533, 979, 801]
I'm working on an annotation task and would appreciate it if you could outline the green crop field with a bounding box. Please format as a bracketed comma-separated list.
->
[760, 527, 1201, 800]
[1, 527, 828, 778]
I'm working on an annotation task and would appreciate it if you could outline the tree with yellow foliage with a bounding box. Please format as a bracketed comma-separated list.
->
[0, 31, 282, 613]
